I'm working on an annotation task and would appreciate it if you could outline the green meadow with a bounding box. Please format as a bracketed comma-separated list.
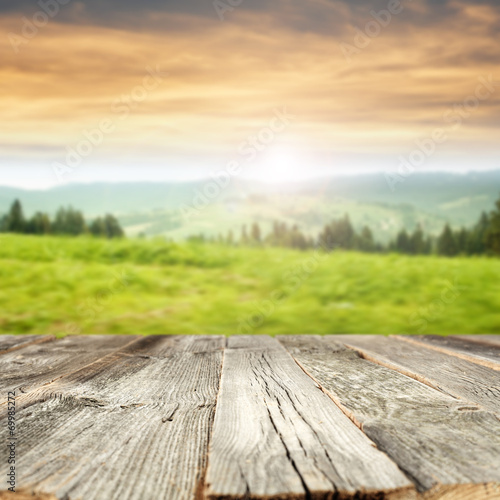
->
[1, 234, 499, 336]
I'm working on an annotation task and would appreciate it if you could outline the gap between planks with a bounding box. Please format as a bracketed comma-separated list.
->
[278, 335, 500, 500]
[2, 335, 500, 500]
[334, 335, 500, 415]
[456, 335, 500, 348]
[394, 335, 500, 372]
[204, 335, 414, 500]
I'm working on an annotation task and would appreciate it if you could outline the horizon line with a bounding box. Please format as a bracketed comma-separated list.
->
[1, 168, 500, 192]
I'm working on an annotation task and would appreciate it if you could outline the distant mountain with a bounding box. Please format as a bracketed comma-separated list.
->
[1, 171, 499, 241]
[310, 171, 500, 223]
[0, 182, 209, 216]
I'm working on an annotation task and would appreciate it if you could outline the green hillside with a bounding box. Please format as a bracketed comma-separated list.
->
[1, 234, 499, 335]
[120, 197, 449, 244]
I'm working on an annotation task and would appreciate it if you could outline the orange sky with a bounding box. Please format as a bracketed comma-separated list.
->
[1, 0, 499, 186]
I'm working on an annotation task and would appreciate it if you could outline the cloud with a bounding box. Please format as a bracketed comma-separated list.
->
[0, 0, 499, 180]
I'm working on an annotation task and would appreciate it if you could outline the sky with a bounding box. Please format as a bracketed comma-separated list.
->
[0, 0, 499, 189]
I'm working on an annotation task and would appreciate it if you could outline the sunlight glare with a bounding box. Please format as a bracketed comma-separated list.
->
[259, 146, 305, 184]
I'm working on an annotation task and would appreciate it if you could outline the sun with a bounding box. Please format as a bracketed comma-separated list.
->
[257, 145, 305, 184]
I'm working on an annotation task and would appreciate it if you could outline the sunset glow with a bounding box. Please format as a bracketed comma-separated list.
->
[1, 0, 499, 187]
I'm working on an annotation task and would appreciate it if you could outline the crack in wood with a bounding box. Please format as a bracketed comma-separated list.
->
[2, 335, 499, 500]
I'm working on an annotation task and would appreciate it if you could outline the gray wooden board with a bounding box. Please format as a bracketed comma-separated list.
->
[0, 335, 52, 355]
[279, 335, 500, 498]
[398, 335, 500, 370]
[0, 335, 224, 500]
[205, 335, 413, 500]
[335, 335, 500, 415]
[0, 335, 138, 402]
[457, 335, 500, 348]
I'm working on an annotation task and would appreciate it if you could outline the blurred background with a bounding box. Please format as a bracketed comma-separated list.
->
[1, 0, 500, 335]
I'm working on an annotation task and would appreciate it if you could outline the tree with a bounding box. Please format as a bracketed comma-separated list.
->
[357, 225, 375, 252]
[26, 212, 51, 235]
[241, 225, 249, 245]
[395, 229, 410, 254]
[0, 199, 125, 240]
[290, 224, 308, 250]
[53, 207, 87, 235]
[89, 217, 106, 237]
[455, 227, 469, 255]
[334, 214, 355, 249]
[90, 215, 124, 239]
[104, 214, 124, 238]
[250, 222, 262, 244]
[271, 221, 281, 244]
[485, 195, 500, 255]
[437, 224, 458, 256]
[409, 225, 425, 254]
[318, 215, 355, 250]
[5, 199, 25, 233]
[423, 236, 433, 255]
[318, 223, 335, 250]
[467, 212, 489, 255]
[267, 221, 290, 247]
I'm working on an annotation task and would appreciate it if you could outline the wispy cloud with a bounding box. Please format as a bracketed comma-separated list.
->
[1, 0, 499, 183]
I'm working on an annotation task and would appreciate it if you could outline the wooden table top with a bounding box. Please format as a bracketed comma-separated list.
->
[1, 334, 499, 500]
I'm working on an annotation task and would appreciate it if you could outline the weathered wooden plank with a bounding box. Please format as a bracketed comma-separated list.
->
[458, 335, 500, 348]
[279, 335, 500, 499]
[0, 335, 139, 401]
[398, 335, 500, 371]
[0, 491, 57, 500]
[335, 335, 500, 415]
[0, 335, 224, 500]
[0, 335, 52, 355]
[205, 335, 413, 500]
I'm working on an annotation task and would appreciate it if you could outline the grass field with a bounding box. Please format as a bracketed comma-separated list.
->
[1, 234, 499, 335]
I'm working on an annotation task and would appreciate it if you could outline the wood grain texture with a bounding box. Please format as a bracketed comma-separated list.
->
[398, 335, 500, 371]
[457, 335, 500, 348]
[0, 335, 138, 405]
[205, 335, 413, 500]
[279, 335, 500, 499]
[0, 335, 224, 500]
[335, 335, 500, 415]
[0, 491, 57, 500]
[0, 335, 52, 355]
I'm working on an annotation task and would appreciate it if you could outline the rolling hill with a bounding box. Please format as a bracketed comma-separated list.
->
[1, 170, 499, 241]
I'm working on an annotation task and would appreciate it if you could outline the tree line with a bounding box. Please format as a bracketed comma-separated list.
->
[200, 194, 500, 257]
[4, 195, 500, 256]
[0, 200, 124, 238]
